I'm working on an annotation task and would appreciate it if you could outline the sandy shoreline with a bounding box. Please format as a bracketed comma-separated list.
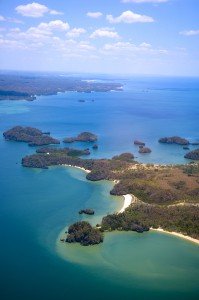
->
[151, 228, 199, 245]
[118, 194, 133, 214]
[63, 164, 91, 173]
[62, 164, 199, 245]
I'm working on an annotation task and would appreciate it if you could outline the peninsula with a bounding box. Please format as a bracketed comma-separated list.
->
[21, 146, 199, 245]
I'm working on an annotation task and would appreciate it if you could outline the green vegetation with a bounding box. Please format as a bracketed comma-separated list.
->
[20, 146, 199, 243]
[102, 203, 199, 239]
[66, 221, 103, 246]
[3, 126, 60, 146]
[79, 209, 95, 215]
[63, 132, 97, 143]
[158, 136, 189, 145]
[112, 152, 134, 161]
[0, 73, 123, 101]
[185, 149, 199, 160]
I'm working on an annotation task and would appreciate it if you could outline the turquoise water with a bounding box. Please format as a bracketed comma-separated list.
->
[0, 76, 199, 300]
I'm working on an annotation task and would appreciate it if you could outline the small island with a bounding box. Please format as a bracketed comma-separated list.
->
[65, 221, 103, 246]
[185, 149, 199, 160]
[158, 136, 189, 145]
[79, 209, 95, 215]
[3, 126, 60, 146]
[63, 132, 97, 143]
[139, 147, 152, 154]
[134, 140, 145, 146]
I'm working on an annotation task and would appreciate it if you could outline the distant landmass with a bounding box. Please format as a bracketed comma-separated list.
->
[0, 73, 123, 101]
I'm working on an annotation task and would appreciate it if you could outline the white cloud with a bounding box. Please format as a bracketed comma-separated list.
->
[0, 38, 27, 49]
[139, 42, 152, 48]
[50, 10, 63, 16]
[38, 20, 70, 31]
[122, 0, 168, 3]
[15, 2, 62, 18]
[87, 12, 103, 18]
[180, 30, 199, 36]
[107, 10, 154, 24]
[67, 28, 86, 38]
[0, 15, 23, 23]
[0, 15, 6, 21]
[101, 41, 168, 56]
[90, 28, 120, 39]
[7, 20, 70, 44]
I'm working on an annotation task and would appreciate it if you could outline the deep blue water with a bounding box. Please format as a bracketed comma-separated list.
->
[0, 76, 199, 300]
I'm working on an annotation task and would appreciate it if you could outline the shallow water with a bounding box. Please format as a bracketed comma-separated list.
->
[0, 76, 199, 300]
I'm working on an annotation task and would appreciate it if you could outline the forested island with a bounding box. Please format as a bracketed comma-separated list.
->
[185, 149, 199, 160]
[3, 126, 60, 146]
[63, 132, 97, 143]
[158, 136, 189, 145]
[65, 221, 103, 246]
[3, 126, 199, 245]
[21, 145, 199, 244]
[0, 73, 123, 101]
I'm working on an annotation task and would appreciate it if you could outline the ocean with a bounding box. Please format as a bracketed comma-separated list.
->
[0, 75, 198, 300]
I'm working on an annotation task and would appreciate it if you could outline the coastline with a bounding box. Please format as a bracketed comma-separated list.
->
[151, 228, 199, 245]
[63, 164, 91, 173]
[62, 164, 199, 246]
[118, 194, 133, 214]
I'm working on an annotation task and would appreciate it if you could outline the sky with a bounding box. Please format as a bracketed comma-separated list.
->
[0, 0, 199, 76]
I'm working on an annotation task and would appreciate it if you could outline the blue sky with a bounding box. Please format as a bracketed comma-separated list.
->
[0, 0, 199, 75]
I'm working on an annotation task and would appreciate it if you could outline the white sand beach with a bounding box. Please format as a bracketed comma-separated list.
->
[118, 194, 133, 214]
[151, 228, 199, 245]
[63, 164, 91, 173]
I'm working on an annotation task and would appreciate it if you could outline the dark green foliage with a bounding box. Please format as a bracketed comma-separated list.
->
[159, 136, 189, 145]
[36, 147, 90, 156]
[63, 132, 97, 143]
[184, 149, 199, 160]
[3, 126, 60, 146]
[79, 209, 95, 215]
[182, 163, 199, 175]
[138, 147, 152, 154]
[66, 221, 103, 246]
[0, 73, 122, 101]
[21, 147, 199, 242]
[102, 204, 199, 239]
[112, 152, 134, 161]
[101, 212, 149, 233]
[21, 149, 199, 205]
[0, 90, 35, 101]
